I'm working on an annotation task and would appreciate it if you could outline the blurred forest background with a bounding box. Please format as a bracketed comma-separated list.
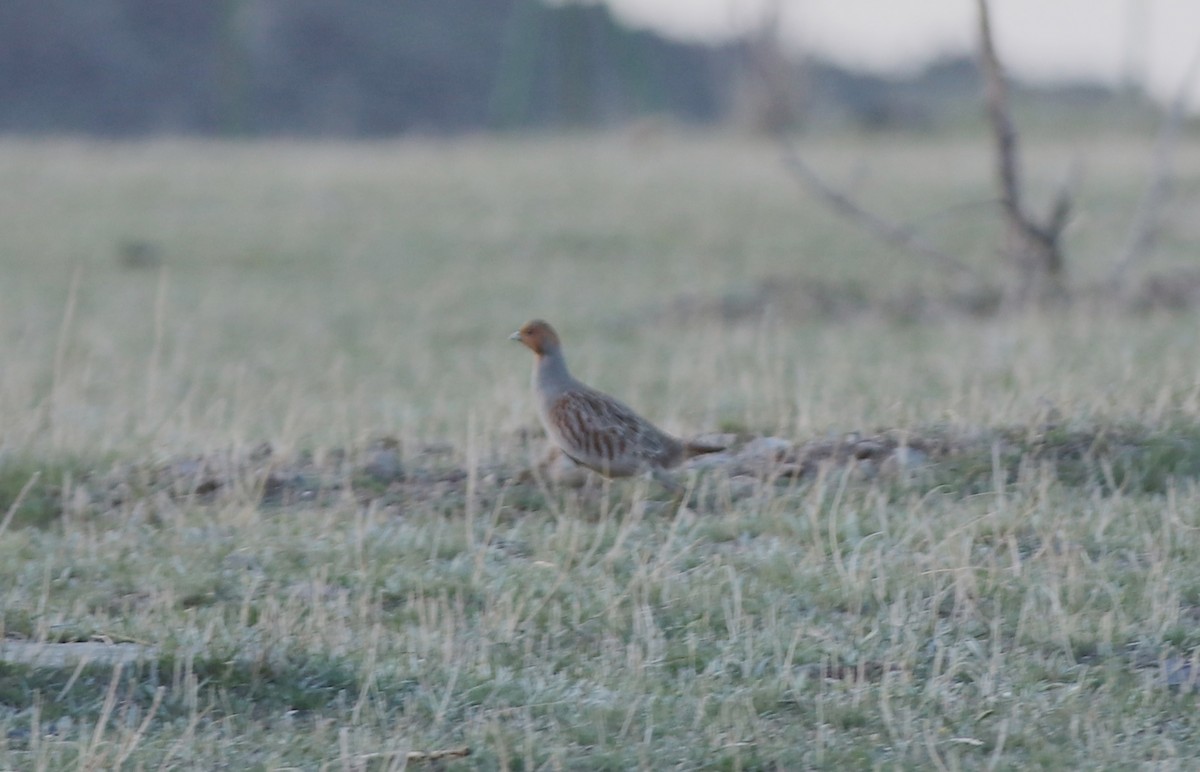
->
[0, 0, 1154, 138]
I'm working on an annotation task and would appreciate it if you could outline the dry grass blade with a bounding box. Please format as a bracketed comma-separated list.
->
[0, 471, 41, 538]
[114, 686, 166, 767]
[80, 662, 124, 771]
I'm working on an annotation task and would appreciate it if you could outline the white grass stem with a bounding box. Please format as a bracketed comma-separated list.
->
[47, 266, 81, 444]
[146, 265, 169, 431]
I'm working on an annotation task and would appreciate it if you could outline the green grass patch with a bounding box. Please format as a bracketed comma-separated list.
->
[0, 455, 107, 529]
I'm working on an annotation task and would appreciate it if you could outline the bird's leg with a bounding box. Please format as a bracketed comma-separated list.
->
[650, 468, 683, 494]
[651, 468, 699, 514]
[598, 476, 615, 521]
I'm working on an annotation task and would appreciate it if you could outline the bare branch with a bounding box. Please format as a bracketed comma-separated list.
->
[1045, 183, 1073, 238]
[778, 141, 982, 279]
[745, 2, 980, 281]
[977, 0, 1070, 302]
[1110, 46, 1200, 287]
[741, 0, 803, 133]
[977, 0, 1023, 224]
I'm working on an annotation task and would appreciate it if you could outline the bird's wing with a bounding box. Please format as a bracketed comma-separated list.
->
[548, 388, 675, 472]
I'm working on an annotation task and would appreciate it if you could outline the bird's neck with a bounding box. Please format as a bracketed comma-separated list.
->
[534, 348, 572, 396]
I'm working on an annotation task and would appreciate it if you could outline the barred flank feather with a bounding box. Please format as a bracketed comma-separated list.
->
[547, 390, 681, 476]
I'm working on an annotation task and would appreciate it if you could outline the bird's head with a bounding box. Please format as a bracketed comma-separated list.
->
[509, 319, 561, 356]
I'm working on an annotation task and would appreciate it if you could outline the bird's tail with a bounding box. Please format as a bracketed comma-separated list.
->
[682, 438, 726, 459]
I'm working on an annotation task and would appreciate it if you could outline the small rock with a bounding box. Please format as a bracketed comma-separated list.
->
[851, 459, 879, 480]
[192, 477, 222, 496]
[169, 457, 203, 480]
[418, 442, 455, 457]
[884, 445, 930, 472]
[1161, 657, 1200, 690]
[362, 438, 404, 483]
[737, 437, 795, 464]
[774, 462, 807, 479]
[0, 640, 157, 668]
[689, 432, 739, 450]
[731, 436, 798, 477]
[684, 451, 736, 470]
[260, 470, 314, 502]
[851, 440, 887, 460]
[726, 475, 760, 498]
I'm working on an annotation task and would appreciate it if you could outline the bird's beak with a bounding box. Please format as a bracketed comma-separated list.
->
[508, 330, 522, 341]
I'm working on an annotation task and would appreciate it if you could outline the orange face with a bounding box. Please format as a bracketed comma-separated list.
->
[510, 319, 561, 355]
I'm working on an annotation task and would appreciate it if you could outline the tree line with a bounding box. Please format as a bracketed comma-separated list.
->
[0, 0, 737, 136]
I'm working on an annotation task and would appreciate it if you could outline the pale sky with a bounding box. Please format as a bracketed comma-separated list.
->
[598, 0, 1200, 106]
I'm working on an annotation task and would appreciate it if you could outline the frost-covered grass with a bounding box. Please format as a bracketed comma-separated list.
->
[2, 132, 1200, 768]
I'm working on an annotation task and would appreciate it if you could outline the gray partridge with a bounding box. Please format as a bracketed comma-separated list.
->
[510, 319, 724, 489]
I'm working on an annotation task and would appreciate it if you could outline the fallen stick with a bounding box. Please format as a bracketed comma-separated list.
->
[353, 746, 472, 764]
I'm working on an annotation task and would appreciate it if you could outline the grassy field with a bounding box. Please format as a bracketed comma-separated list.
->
[2, 130, 1200, 769]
